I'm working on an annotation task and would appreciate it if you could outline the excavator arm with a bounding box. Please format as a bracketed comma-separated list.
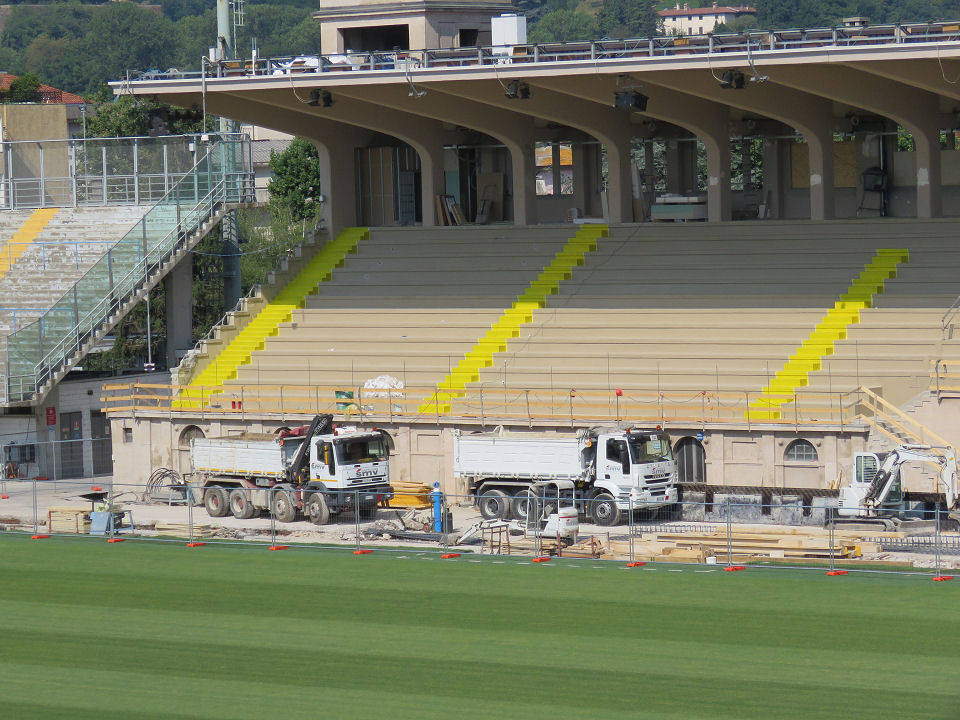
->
[865, 446, 959, 510]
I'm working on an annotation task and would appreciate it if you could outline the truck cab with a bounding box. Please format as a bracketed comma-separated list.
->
[305, 427, 392, 510]
[592, 429, 678, 513]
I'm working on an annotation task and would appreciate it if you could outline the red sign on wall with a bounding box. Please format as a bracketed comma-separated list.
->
[45, 407, 56, 426]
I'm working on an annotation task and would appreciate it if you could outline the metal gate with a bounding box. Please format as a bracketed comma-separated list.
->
[58, 411, 84, 478]
[91, 410, 112, 476]
[675, 436, 706, 484]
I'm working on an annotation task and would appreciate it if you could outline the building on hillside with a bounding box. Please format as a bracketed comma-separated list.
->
[314, 0, 512, 53]
[659, 3, 756, 36]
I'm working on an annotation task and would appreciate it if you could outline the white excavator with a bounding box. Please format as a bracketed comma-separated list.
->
[836, 444, 960, 531]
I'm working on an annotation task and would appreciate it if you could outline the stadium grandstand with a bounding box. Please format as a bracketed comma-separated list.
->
[5, 6, 960, 511]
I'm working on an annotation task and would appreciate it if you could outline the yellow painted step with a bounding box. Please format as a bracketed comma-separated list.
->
[746, 248, 907, 420]
[177, 228, 368, 404]
[0, 208, 59, 277]
[418, 225, 605, 414]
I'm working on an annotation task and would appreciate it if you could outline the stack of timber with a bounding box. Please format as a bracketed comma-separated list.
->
[47, 506, 91, 534]
[153, 522, 217, 538]
[388, 481, 432, 508]
[585, 526, 903, 563]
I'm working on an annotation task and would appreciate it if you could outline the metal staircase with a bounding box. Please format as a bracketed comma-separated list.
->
[2, 134, 255, 405]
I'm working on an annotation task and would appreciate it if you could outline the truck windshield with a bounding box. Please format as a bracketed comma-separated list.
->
[337, 437, 388, 464]
[629, 435, 672, 464]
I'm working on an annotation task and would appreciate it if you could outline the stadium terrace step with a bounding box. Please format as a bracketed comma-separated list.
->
[175, 228, 369, 406]
[0, 208, 59, 279]
[746, 249, 909, 419]
[418, 225, 606, 414]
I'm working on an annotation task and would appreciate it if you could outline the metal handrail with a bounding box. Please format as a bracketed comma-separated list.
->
[5, 137, 255, 401]
[124, 20, 960, 82]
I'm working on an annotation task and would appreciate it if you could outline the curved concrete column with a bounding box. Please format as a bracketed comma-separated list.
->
[333, 84, 543, 224]
[153, 90, 380, 234]
[764, 65, 949, 218]
[431, 80, 641, 223]
[639, 71, 837, 220]
[530, 76, 733, 222]
[244, 89, 457, 226]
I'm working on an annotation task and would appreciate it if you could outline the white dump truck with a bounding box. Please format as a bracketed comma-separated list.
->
[453, 427, 678, 526]
[190, 414, 393, 525]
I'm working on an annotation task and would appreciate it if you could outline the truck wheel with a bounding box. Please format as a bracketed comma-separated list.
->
[511, 489, 538, 522]
[305, 492, 330, 526]
[591, 493, 621, 526]
[203, 487, 230, 518]
[229, 489, 256, 519]
[272, 490, 298, 523]
[478, 489, 510, 520]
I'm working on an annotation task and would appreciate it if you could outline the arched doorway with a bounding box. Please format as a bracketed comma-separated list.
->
[674, 436, 706, 485]
[177, 425, 205, 475]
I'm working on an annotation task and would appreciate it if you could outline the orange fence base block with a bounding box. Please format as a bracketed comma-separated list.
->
[626, 561, 646, 567]
[532, 556, 551, 563]
[826, 570, 849, 576]
[30, 534, 50, 540]
[724, 565, 746, 572]
[186, 542, 206, 548]
[91, 486, 103, 492]
[107, 538, 125, 543]
[353, 549, 373, 555]
[441, 553, 461, 559]
[1, 494, 9, 499]
[269, 545, 290, 551]
[933, 575, 954, 582]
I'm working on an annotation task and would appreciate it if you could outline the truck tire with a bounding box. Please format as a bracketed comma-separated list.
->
[511, 489, 538, 522]
[305, 492, 330, 526]
[591, 493, 621, 526]
[272, 490, 298, 523]
[478, 489, 510, 520]
[229, 489, 256, 519]
[203, 487, 230, 518]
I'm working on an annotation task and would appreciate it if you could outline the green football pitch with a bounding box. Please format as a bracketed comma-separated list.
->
[0, 536, 957, 720]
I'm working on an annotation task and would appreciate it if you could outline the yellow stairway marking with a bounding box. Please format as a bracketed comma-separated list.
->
[0, 208, 59, 279]
[418, 224, 607, 414]
[745, 248, 909, 421]
[175, 227, 368, 407]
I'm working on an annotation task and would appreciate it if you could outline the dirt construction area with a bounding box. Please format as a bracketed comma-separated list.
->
[1, 477, 959, 570]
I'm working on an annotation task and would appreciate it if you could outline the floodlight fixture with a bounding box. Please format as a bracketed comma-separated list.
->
[614, 91, 649, 112]
[719, 70, 746, 89]
[504, 80, 531, 99]
[309, 89, 334, 107]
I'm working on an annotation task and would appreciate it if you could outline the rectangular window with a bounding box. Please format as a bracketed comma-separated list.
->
[535, 141, 574, 197]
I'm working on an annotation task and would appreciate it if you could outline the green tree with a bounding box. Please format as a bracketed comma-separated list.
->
[529, 9, 599, 43]
[267, 138, 325, 221]
[7, 71, 41, 102]
[597, 0, 660, 39]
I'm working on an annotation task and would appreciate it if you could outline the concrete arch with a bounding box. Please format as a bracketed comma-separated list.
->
[529, 75, 733, 222]
[429, 80, 643, 223]
[639, 70, 838, 220]
[763, 65, 950, 218]
[333, 83, 544, 224]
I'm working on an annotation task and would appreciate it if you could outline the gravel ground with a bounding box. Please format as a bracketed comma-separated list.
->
[2, 476, 959, 568]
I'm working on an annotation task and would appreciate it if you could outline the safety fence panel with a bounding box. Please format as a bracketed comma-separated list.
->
[2, 482, 957, 580]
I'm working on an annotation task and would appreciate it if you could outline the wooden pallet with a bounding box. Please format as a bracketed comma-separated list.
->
[47, 506, 91, 534]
